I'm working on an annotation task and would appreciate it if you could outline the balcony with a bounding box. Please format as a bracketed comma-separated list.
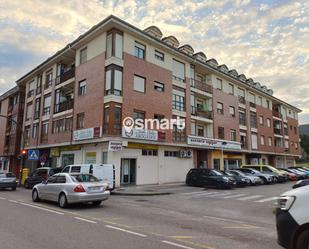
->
[55, 67, 75, 85]
[27, 90, 34, 98]
[190, 79, 213, 94]
[173, 75, 185, 83]
[272, 110, 282, 118]
[249, 102, 256, 108]
[238, 96, 246, 104]
[191, 106, 213, 120]
[274, 128, 283, 135]
[54, 100, 74, 114]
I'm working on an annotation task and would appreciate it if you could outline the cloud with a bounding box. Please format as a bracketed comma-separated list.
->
[0, 0, 308, 123]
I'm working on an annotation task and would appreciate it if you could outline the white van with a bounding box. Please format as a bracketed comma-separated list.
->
[276, 185, 309, 249]
[62, 164, 115, 190]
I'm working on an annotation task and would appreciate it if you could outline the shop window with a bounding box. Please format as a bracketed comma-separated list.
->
[142, 149, 158, 156]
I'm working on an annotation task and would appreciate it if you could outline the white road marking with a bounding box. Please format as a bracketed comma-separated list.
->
[203, 215, 248, 224]
[191, 191, 220, 197]
[206, 192, 234, 197]
[221, 193, 247, 199]
[74, 217, 97, 224]
[19, 202, 64, 215]
[181, 190, 208, 195]
[9, 199, 18, 203]
[255, 197, 278, 203]
[162, 240, 196, 249]
[105, 225, 147, 238]
[237, 195, 264, 201]
[0, 196, 7, 200]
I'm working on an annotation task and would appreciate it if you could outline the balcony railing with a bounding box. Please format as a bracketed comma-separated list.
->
[249, 102, 256, 108]
[173, 75, 185, 82]
[54, 100, 74, 114]
[238, 96, 246, 104]
[191, 106, 213, 119]
[36, 87, 42, 95]
[190, 79, 213, 94]
[55, 68, 75, 85]
[27, 90, 34, 98]
[274, 128, 283, 135]
[42, 107, 51, 116]
[272, 110, 282, 118]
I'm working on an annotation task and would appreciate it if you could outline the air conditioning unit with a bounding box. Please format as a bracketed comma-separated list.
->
[179, 150, 192, 158]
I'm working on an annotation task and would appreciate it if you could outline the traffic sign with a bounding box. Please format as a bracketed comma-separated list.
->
[28, 149, 40, 160]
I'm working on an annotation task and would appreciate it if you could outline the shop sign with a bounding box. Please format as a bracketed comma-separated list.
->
[122, 128, 158, 141]
[50, 148, 60, 157]
[85, 152, 96, 164]
[108, 141, 123, 151]
[187, 136, 241, 150]
[73, 127, 101, 141]
[127, 142, 158, 150]
[62, 145, 81, 151]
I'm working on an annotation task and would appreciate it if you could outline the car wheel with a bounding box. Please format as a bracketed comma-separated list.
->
[32, 189, 40, 202]
[58, 193, 68, 208]
[260, 178, 266, 185]
[92, 201, 102, 206]
[11, 187, 16, 191]
[296, 229, 309, 249]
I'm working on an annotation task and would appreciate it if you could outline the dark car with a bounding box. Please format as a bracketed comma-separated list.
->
[24, 167, 62, 189]
[238, 168, 274, 184]
[223, 170, 250, 187]
[0, 172, 17, 191]
[186, 168, 236, 189]
[293, 179, 309, 189]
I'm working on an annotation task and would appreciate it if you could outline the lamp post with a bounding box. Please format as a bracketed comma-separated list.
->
[221, 141, 227, 170]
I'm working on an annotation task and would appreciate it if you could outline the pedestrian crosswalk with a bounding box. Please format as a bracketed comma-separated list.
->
[180, 190, 278, 204]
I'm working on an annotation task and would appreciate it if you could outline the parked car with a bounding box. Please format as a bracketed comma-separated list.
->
[292, 167, 309, 177]
[278, 168, 298, 181]
[229, 170, 262, 186]
[276, 185, 309, 249]
[237, 168, 274, 184]
[32, 173, 110, 208]
[0, 172, 17, 191]
[186, 168, 236, 189]
[293, 179, 309, 189]
[24, 167, 62, 189]
[62, 164, 115, 190]
[287, 168, 308, 180]
[241, 165, 288, 183]
[222, 170, 250, 187]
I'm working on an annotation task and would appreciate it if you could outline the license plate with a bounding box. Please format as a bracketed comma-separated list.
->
[90, 187, 101, 191]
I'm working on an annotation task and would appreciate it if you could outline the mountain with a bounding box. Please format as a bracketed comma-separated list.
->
[300, 124, 309, 136]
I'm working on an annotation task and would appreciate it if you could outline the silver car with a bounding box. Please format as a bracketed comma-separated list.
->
[0, 172, 17, 191]
[32, 173, 110, 208]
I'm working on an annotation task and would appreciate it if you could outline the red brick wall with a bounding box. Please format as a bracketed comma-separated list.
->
[0, 98, 9, 155]
[287, 117, 301, 155]
[256, 105, 274, 152]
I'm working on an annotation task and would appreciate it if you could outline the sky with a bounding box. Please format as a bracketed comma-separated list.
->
[0, 0, 308, 124]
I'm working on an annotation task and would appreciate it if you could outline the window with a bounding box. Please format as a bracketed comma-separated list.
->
[78, 80, 86, 96]
[27, 81, 35, 97]
[295, 142, 298, 149]
[114, 105, 122, 133]
[32, 123, 38, 138]
[45, 71, 53, 89]
[26, 102, 33, 121]
[172, 88, 185, 111]
[71, 166, 81, 173]
[142, 149, 158, 156]
[134, 41, 145, 59]
[239, 109, 246, 126]
[229, 106, 235, 117]
[76, 113, 85, 129]
[102, 152, 108, 164]
[55, 176, 66, 184]
[103, 104, 122, 135]
[172, 121, 186, 142]
[197, 125, 205, 137]
[133, 110, 145, 121]
[217, 102, 223, 115]
[154, 81, 164, 92]
[251, 133, 258, 149]
[172, 59, 185, 81]
[259, 116, 264, 125]
[41, 121, 49, 136]
[216, 78, 222, 90]
[106, 30, 123, 59]
[164, 151, 180, 157]
[249, 92, 256, 104]
[261, 135, 265, 145]
[52, 119, 65, 134]
[80, 47, 87, 64]
[294, 127, 297, 134]
[267, 118, 271, 128]
[266, 100, 270, 109]
[250, 112, 257, 128]
[154, 50, 164, 61]
[43, 94, 51, 115]
[134, 75, 146, 93]
[105, 65, 122, 96]
[65, 117, 73, 131]
[228, 83, 234, 95]
[34, 98, 41, 119]
[218, 127, 224, 139]
[258, 96, 262, 106]
[230, 129, 236, 141]
[285, 140, 289, 148]
[268, 137, 272, 146]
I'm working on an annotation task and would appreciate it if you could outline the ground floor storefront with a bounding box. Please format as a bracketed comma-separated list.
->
[0, 156, 20, 176]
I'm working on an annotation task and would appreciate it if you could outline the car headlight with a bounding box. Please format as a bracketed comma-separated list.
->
[278, 196, 296, 211]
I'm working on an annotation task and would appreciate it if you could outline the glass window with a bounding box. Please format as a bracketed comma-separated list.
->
[250, 112, 257, 128]
[71, 166, 81, 173]
[229, 106, 235, 117]
[261, 135, 265, 145]
[76, 113, 85, 129]
[41, 122, 49, 135]
[172, 88, 185, 111]
[251, 133, 258, 149]
[26, 102, 33, 120]
[55, 176, 66, 184]
[172, 59, 185, 81]
[267, 118, 271, 128]
[65, 117, 73, 131]
[105, 65, 122, 96]
[71, 174, 99, 182]
[230, 129, 236, 141]
[259, 116, 264, 125]
[32, 123, 38, 138]
[47, 175, 57, 184]
[217, 102, 223, 115]
[62, 166, 70, 173]
[106, 31, 123, 59]
[78, 80, 86, 96]
[154, 50, 164, 61]
[228, 83, 234, 95]
[80, 47, 87, 64]
[268, 137, 272, 146]
[134, 41, 145, 59]
[216, 78, 222, 90]
[134, 75, 145, 93]
[43, 94, 51, 115]
[218, 127, 224, 139]
[154, 82, 164, 92]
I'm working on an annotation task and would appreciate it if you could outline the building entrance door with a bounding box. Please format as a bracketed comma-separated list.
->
[121, 159, 136, 185]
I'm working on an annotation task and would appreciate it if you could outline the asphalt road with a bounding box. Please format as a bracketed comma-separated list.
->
[0, 182, 293, 249]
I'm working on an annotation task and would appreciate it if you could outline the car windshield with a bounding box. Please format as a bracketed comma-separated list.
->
[225, 172, 234, 177]
[233, 171, 245, 177]
[71, 174, 99, 183]
[211, 170, 223, 176]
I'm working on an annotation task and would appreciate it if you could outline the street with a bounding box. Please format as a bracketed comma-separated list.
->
[0, 182, 292, 249]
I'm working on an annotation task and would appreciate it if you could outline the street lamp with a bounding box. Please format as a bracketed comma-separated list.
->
[221, 141, 227, 170]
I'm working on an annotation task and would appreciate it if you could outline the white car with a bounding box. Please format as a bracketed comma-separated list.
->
[276, 185, 309, 249]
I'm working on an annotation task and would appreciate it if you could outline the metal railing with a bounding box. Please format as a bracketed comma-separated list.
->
[274, 128, 283, 135]
[272, 110, 282, 118]
[55, 68, 75, 85]
[191, 106, 213, 119]
[190, 78, 213, 93]
[54, 100, 74, 114]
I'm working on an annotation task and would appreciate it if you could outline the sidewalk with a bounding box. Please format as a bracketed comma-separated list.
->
[112, 182, 186, 196]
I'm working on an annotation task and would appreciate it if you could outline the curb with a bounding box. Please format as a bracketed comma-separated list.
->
[111, 191, 172, 196]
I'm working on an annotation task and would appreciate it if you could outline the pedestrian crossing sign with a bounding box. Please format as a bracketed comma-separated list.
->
[28, 149, 40, 160]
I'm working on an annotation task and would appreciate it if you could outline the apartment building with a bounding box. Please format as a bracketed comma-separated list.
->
[15, 15, 301, 187]
[0, 86, 25, 176]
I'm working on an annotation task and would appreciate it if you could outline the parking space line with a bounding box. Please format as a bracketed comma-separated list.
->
[190, 191, 220, 197]
[255, 197, 278, 203]
[0, 196, 7, 200]
[105, 225, 147, 237]
[221, 193, 246, 199]
[237, 195, 264, 201]
[162, 240, 196, 249]
[9, 199, 18, 203]
[74, 217, 97, 224]
[203, 215, 247, 224]
[205, 192, 234, 197]
[19, 202, 64, 215]
[181, 191, 207, 195]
